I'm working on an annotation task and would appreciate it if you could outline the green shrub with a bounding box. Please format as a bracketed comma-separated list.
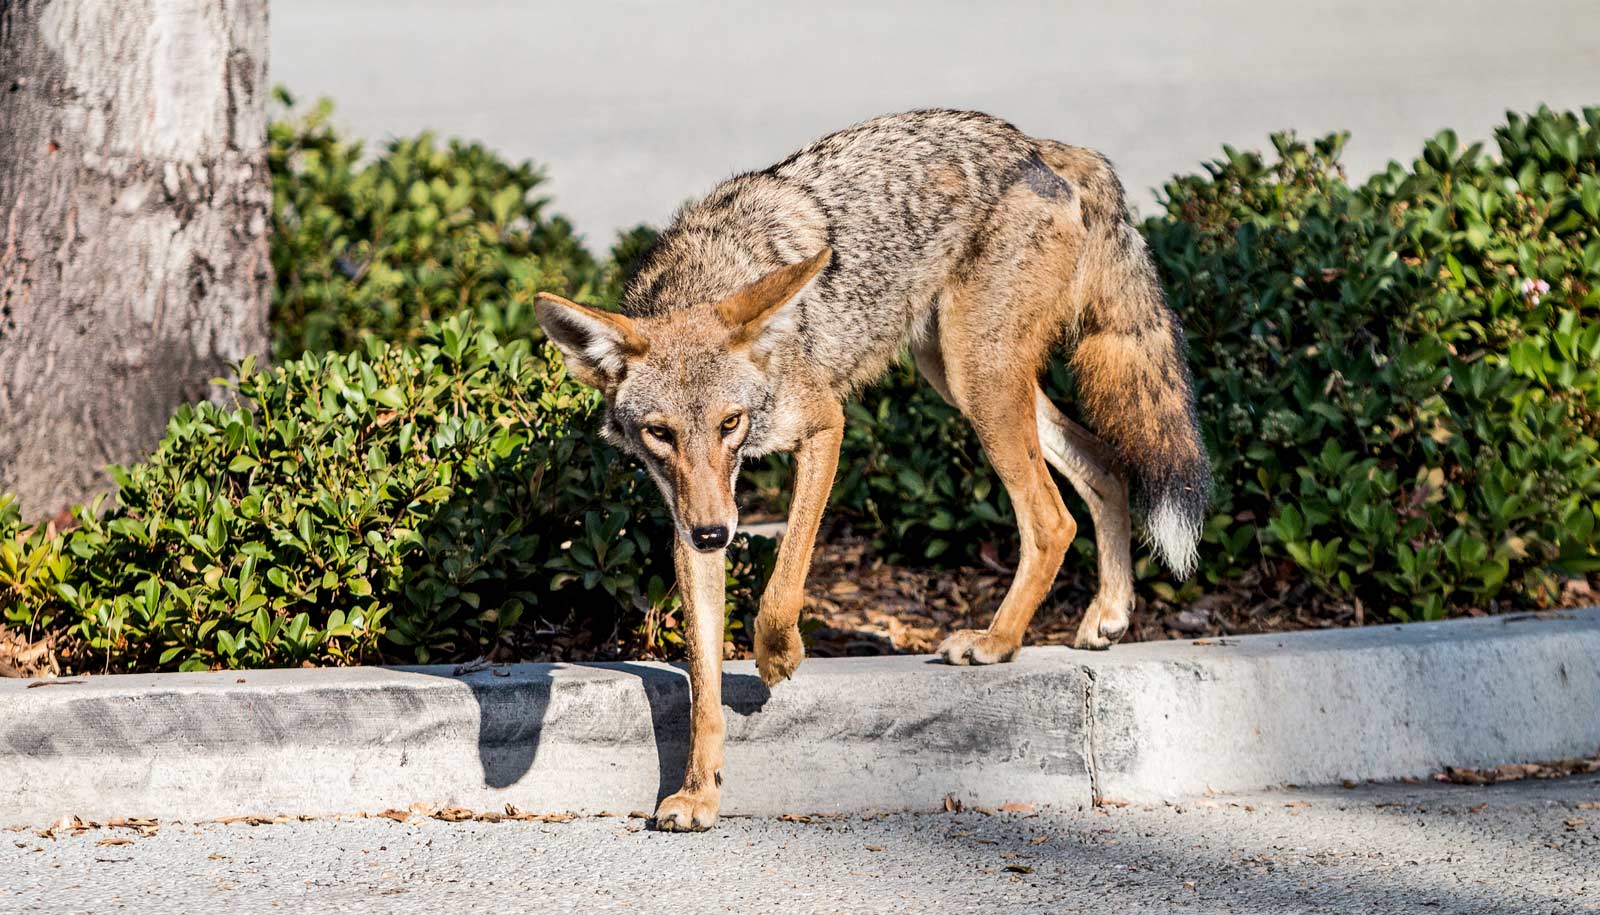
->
[821, 107, 1600, 620]
[0, 494, 73, 642]
[1164, 109, 1599, 618]
[268, 90, 605, 357]
[745, 362, 1006, 563]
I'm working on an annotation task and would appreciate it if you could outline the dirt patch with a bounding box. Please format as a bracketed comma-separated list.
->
[788, 536, 1599, 659]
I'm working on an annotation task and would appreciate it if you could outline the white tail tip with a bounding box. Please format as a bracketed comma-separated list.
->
[1147, 496, 1201, 580]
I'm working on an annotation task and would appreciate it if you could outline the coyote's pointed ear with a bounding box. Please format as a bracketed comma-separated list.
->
[716, 247, 832, 352]
[535, 292, 646, 390]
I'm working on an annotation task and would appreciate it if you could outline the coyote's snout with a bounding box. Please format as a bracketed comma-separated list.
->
[537, 110, 1211, 832]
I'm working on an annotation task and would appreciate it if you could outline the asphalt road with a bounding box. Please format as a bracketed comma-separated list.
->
[2, 774, 1595, 914]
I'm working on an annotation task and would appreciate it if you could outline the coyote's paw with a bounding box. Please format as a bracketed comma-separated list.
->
[936, 629, 1020, 665]
[754, 619, 804, 687]
[1073, 596, 1132, 650]
[653, 788, 720, 832]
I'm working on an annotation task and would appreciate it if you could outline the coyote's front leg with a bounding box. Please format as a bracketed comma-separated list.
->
[754, 407, 844, 686]
[653, 542, 727, 832]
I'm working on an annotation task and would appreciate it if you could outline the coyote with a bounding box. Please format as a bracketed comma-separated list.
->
[536, 110, 1210, 831]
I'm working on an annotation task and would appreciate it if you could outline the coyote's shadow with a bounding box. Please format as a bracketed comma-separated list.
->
[608, 663, 771, 802]
[427, 662, 770, 802]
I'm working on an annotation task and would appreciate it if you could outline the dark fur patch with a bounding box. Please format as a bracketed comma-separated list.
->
[1020, 152, 1074, 200]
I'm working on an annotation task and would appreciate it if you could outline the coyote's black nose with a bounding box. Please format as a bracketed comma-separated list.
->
[691, 525, 730, 551]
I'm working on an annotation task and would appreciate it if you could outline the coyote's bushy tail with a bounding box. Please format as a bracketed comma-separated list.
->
[1038, 143, 1212, 578]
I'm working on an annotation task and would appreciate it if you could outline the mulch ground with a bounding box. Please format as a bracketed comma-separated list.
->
[0, 627, 59, 679]
[788, 534, 1600, 660]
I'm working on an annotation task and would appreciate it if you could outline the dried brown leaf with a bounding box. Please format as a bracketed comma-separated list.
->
[215, 815, 287, 826]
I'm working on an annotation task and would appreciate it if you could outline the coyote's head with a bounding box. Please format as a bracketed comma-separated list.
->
[535, 248, 831, 553]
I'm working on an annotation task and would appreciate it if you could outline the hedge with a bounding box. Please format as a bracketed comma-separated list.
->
[2, 319, 778, 671]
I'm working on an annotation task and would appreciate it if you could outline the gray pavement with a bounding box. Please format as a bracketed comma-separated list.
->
[271, 0, 1600, 244]
[3, 774, 1596, 914]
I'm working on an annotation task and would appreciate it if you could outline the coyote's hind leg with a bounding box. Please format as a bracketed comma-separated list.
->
[934, 370, 1077, 665]
[1035, 392, 1136, 649]
[911, 318, 956, 406]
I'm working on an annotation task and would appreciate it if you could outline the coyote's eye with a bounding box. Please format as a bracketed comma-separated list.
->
[720, 414, 742, 436]
[644, 424, 674, 445]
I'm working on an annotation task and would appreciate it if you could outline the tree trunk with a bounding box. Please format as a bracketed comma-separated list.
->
[0, 0, 271, 520]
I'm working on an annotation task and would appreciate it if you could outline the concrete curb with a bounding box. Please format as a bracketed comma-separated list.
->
[2, 609, 1597, 825]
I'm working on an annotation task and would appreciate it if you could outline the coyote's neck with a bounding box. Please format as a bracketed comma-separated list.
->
[621, 171, 829, 319]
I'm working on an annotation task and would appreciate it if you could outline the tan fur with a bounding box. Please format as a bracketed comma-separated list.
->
[1036, 394, 1135, 647]
[535, 110, 1210, 832]
[652, 541, 726, 831]
[752, 400, 843, 684]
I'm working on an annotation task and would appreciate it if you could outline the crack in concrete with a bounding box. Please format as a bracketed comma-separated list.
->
[1082, 665, 1102, 806]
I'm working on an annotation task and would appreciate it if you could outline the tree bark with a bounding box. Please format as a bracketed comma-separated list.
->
[0, 0, 271, 520]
